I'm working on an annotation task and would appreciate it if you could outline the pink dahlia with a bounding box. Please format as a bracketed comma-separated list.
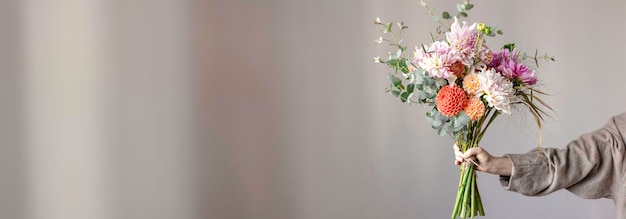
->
[492, 49, 537, 86]
[413, 41, 460, 78]
[436, 85, 468, 117]
[447, 18, 478, 66]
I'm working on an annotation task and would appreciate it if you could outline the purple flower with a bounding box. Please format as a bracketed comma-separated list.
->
[492, 49, 537, 86]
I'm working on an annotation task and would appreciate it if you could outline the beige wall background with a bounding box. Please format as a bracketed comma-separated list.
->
[2, 0, 625, 218]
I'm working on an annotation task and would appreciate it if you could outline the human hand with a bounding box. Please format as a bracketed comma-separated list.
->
[453, 144, 512, 176]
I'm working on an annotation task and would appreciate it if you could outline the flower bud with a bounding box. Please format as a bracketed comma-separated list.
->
[476, 23, 485, 31]
[373, 56, 381, 63]
[484, 27, 491, 35]
[375, 37, 383, 44]
[374, 17, 382, 24]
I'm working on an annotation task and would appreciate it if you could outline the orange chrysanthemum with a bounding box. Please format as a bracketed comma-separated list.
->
[436, 85, 468, 117]
[462, 73, 481, 96]
[465, 97, 486, 121]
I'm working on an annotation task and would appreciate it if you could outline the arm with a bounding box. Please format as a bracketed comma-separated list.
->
[455, 114, 626, 198]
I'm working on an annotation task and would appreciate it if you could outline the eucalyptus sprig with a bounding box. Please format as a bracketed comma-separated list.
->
[420, 0, 474, 30]
[374, 17, 415, 103]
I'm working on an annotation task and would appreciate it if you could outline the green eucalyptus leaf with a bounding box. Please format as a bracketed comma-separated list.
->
[438, 128, 447, 136]
[444, 121, 454, 131]
[432, 118, 442, 128]
[388, 74, 402, 87]
[416, 83, 424, 90]
[465, 4, 474, 10]
[391, 90, 400, 97]
[435, 78, 447, 87]
[460, 12, 468, 17]
[423, 86, 432, 94]
[414, 74, 425, 84]
[400, 92, 409, 102]
[398, 58, 407, 68]
[457, 112, 470, 124]
[503, 43, 516, 52]
[442, 11, 451, 19]
[417, 91, 427, 100]
[454, 124, 464, 132]
[406, 83, 415, 94]
[453, 131, 461, 138]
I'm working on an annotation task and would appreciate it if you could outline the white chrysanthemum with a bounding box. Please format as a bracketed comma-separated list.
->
[478, 69, 516, 114]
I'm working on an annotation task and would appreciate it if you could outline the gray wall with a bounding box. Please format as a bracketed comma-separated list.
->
[3, 0, 625, 218]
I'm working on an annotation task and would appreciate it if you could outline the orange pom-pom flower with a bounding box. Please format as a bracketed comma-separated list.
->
[436, 85, 468, 117]
[465, 97, 486, 121]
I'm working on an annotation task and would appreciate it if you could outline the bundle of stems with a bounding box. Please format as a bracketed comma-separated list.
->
[452, 161, 483, 218]
[450, 108, 499, 218]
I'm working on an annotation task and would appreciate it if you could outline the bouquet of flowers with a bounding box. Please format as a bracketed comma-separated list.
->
[373, 1, 554, 218]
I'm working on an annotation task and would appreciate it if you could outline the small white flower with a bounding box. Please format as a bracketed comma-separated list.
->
[373, 56, 381, 63]
[375, 37, 383, 44]
[375, 17, 382, 24]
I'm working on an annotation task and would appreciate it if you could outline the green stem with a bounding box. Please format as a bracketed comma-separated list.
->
[461, 165, 473, 217]
[452, 165, 466, 219]
[477, 110, 499, 142]
[471, 171, 476, 217]
[476, 184, 485, 216]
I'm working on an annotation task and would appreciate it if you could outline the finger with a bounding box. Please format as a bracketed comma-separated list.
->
[453, 144, 463, 156]
[462, 147, 482, 159]
[455, 154, 464, 164]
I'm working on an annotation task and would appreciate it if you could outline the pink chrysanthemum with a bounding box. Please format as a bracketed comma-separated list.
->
[465, 98, 486, 121]
[436, 85, 468, 117]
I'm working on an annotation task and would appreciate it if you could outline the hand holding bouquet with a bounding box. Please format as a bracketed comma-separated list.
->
[373, 1, 554, 218]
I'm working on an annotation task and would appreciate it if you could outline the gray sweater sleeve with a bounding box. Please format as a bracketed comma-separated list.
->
[499, 113, 626, 199]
